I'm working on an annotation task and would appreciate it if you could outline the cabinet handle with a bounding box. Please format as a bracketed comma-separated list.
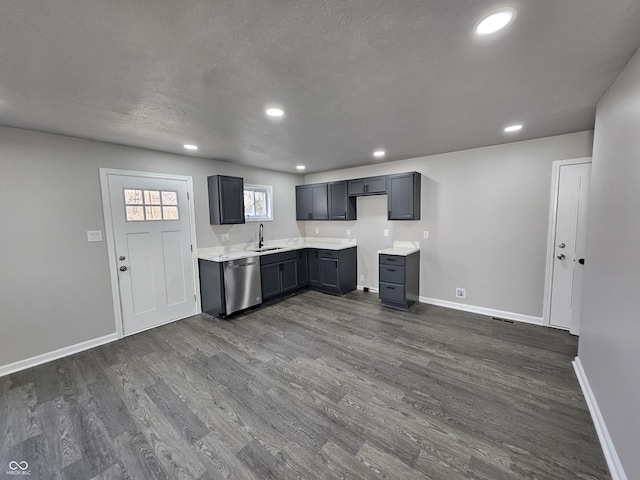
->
[387, 268, 396, 272]
[308, 213, 312, 219]
[386, 286, 395, 290]
[344, 211, 346, 217]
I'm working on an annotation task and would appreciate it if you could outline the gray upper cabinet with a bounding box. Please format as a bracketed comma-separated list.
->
[328, 181, 357, 220]
[387, 172, 421, 220]
[208, 175, 245, 225]
[296, 184, 328, 220]
[347, 176, 387, 196]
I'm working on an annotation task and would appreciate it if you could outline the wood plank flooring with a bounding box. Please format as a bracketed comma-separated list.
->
[0, 290, 609, 479]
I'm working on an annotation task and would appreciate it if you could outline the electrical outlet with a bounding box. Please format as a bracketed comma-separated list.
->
[315, 227, 319, 234]
[346, 228, 351, 236]
[383, 229, 389, 237]
[87, 230, 103, 242]
[456, 288, 466, 299]
[221, 234, 230, 243]
[423, 230, 430, 239]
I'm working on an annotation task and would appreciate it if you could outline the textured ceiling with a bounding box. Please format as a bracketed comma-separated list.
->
[1, 1, 639, 173]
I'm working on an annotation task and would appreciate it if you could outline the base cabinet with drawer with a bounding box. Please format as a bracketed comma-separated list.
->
[379, 251, 420, 310]
[308, 247, 357, 295]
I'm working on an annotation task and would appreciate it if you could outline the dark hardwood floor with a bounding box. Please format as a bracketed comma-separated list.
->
[0, 290, 609, 479]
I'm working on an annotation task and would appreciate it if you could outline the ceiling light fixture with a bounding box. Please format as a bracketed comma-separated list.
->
[183, 144, 198, 150]
[265, 107, 285, 118]
[296, 165, 306, 170]
[504, 124, 523, 133]
[373, 150, 386, 158]
[475, 9, 516, 36]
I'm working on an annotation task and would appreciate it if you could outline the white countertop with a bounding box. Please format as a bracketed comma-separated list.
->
[378, 241, 420, 256]
[198, 237, 357, 263]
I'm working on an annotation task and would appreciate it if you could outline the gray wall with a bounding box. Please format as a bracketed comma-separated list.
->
[0, 126, 302, 366]
[578, 48, 640, 479]
[304, 132, 593, 319]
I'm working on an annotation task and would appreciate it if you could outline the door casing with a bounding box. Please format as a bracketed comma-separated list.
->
[99, 168, 201, 338]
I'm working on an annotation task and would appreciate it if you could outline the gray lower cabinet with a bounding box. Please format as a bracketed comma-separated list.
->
[307, 247, 357, 294]
[260, 251, 299, 301]
[387, 172, 421, 220]
[379, 251, 420, 310]
[296, 249, 309, 287]
[208, 175, 245, 225]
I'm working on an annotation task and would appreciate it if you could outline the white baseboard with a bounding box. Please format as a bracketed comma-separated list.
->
[0, 332, 119, 378]
[357, 285, 379, 293]
[573, 357, 628, 480]
[418, 296, 543, 326]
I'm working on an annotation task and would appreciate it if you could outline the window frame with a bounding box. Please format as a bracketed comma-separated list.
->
[244, 183, 274, 222]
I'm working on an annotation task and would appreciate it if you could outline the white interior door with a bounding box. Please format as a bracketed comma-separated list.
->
[104, 171, 197, 335]
[549, 162, 591, 333]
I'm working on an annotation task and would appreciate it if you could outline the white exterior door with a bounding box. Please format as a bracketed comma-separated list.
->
[102, 170, 197, 336]
[549, 162, 591, 333]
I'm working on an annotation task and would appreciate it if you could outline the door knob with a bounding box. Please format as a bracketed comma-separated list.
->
[558, 243, 566, 248]
[119, 266, 128, 271]
[556, 254, 565, 260]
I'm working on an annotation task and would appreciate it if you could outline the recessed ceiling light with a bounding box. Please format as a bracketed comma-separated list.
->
[183, 144, 198, 150]
[504, 124, 523, 133]
[265, 107, 285, 118]
[475, 9, 516, 36]
[373, 150, 386, 158]
[296, 165, 306, 170]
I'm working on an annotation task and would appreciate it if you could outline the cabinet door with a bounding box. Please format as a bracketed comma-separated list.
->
[308, 249, 320, 286]
[260, 263, 281, 300]
[328, 181, 356, 220]
[297, 250, 308, 287]
[310, 184, 328, 220]
[281, 259, 298, 293]
[320, 258, 339, 290]
[388, 172, 420, 220]
[296, 185, 311, 220]
[347, 179, 366, 196]
[218, 175, 245, 224]
[365, 176, 387, 194]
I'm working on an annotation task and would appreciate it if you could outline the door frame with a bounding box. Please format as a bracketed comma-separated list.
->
[99, 168, 201, 338]
[542, 157, 591, 328]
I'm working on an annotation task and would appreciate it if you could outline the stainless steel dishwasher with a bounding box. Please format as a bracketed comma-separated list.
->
[222, 257, 262, 315]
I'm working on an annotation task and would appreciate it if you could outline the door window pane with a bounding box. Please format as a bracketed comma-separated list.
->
[124, 189, 180, 221]
[126, 206, 144, 221]
[161, 191, 178, 205]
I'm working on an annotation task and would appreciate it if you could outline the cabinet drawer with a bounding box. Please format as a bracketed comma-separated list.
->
[319, 250, 339, 260]
[379, 265, 405, 284]
[379, 282, 405, 303]
[379, 254, 405, 266]
[260, 250, 297, 266]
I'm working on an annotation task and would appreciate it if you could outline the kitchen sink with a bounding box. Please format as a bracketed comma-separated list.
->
[251, 246, 287, 252]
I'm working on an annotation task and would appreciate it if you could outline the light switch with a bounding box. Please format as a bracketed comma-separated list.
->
[383, 229, 389, 237]
[87, 230, 103, 242]
[423, 230, 430, 239]
[346, 228, 351, 236]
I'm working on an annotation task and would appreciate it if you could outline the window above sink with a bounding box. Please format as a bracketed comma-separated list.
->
[244, 184, 273, 222]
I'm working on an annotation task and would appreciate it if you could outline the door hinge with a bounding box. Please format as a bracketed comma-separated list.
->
[194, 294, 196, 302]
[190, 244, 193, 252]
[187, 192, 190, 200]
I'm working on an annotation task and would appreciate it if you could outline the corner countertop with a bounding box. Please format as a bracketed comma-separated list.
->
[198, 237, 357, 263]
[378, 241, 420, 257]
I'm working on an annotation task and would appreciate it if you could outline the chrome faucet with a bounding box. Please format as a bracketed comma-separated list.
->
[258, 223, 264, 249]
